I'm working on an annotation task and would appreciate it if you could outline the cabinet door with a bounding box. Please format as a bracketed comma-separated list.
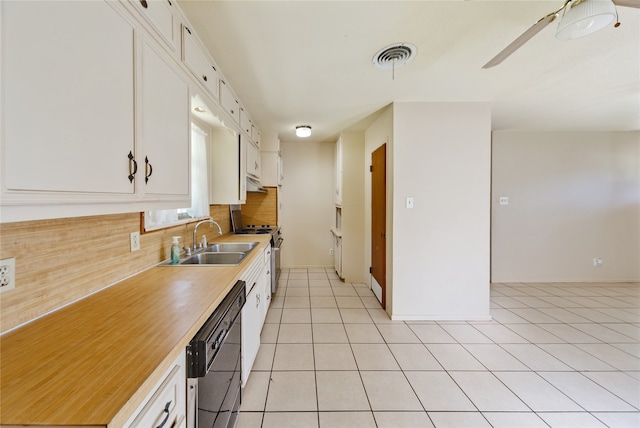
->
[241, 284, 261, 387]
[130, 0, 176, 50]
[251, 125, 261, 149]
[239, 108, 252, 137]
[219, 80, 239, 123]
[260, 261, 272, 324]
[335, 236, 343, 278]
[140, 39, 190, 198]
[182, 26, 218, 100]
[246, 141, 260, 179]
[2, 1, 135, 195]
[260, 152, 279, 186]
[209, 129, 246, 205]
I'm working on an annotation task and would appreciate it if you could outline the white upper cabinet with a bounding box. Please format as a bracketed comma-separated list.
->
[208, 128, 246, 204]
[246, 138, 261, 180]
[1, 1, 136, 197]
[219, 80, 239, 123]
[129, 0, 176, 50]
[182, 25, 219, 101]
[239, 107, 252, 137]
[139, 39, 190, 198]
[251, 125, 261, 148]
[0, 0, 194, 222]
[260, 132, 281, 187]
[1, 0, 256, 222]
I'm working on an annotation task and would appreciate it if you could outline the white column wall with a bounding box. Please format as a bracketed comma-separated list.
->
[390, 102, 491, 320]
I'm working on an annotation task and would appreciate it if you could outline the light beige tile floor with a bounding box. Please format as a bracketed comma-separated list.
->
[237, 270, 640, 428]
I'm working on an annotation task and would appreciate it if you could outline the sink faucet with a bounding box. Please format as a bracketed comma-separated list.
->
[193, 219, 223, 250]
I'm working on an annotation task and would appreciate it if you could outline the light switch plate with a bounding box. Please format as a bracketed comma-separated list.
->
[406, 197, 414, 209]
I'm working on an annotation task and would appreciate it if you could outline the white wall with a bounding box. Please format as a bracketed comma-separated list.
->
[390, 102, 491, 320]
[280, 140, 334, 268]
[492, 131, 640, 282]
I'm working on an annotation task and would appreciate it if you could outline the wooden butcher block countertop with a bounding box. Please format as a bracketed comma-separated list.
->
[0, 234, 271, 427]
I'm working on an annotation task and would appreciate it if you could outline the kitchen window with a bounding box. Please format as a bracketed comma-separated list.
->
[144, 122, 210, 231]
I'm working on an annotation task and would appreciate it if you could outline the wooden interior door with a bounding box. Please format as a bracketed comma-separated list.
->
[371, 144, 386, 308]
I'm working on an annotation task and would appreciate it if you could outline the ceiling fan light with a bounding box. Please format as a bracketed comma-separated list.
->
[295, 125, 311, 138]
[556, 0, 617, 40]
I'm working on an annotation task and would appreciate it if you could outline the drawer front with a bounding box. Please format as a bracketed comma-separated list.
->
[129, 364, 185, 427]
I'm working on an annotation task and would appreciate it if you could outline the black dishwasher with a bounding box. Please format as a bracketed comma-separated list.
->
[186, 280, 246, 428]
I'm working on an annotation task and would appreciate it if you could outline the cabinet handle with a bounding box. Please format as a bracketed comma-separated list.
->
[230, 109, 235, 114]
[145, 156, 153, 184]
[139, 0, 148, 9]
[203, 75, 208, 82]
[127, 151, 137, 183]
[156, 400, 172, 428]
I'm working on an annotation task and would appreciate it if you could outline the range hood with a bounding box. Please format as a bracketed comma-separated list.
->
[246, 177, 267, 193]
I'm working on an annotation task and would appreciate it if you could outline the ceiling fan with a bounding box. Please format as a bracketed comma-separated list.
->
[483, 0, 640, 68]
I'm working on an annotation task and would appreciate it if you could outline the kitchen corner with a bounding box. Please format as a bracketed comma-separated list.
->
[0, 229, 271, 427]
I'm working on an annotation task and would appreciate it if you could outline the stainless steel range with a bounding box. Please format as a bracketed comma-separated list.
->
[230, 209, 283, 293]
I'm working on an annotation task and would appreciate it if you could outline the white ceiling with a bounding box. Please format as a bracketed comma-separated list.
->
[177, 0, 640, 144]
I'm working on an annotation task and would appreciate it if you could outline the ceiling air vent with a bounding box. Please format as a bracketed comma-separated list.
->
[372, 43, 417, 70]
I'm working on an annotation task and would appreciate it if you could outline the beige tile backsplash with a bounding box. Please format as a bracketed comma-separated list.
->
[0, 205, 231, 333]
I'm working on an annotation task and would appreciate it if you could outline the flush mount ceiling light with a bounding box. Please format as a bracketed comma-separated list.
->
[295, 125, 312, 138]
[556, 0, 617, 40]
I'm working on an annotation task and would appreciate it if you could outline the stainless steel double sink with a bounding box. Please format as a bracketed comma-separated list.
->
[161, 241, 259, 266]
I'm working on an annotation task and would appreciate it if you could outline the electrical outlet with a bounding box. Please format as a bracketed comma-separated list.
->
[499, 196, 509, 205]
[329, 248, 334, 255]
[130, 232, 141, 252]
[0, 258, 16, 292]
[593, 257, 603, 267]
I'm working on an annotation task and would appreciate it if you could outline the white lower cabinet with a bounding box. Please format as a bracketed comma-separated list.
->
[242, 279, 261, 387]
[241, 247, 271, 387]
[334, 233, 343, 279]
[125, 352, 186, 428]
